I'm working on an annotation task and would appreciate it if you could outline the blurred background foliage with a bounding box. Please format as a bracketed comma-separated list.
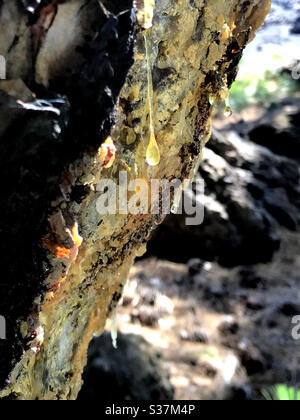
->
[230, 65, 299, 111]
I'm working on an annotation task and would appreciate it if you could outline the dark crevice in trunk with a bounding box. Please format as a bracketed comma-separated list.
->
[0, 0, 135, 387]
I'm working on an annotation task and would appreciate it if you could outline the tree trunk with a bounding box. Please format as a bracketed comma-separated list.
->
[0, 0, 270, 400]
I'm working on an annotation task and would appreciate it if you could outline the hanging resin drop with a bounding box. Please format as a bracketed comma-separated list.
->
[224, 95, 232, 117]
[222, 88, 232, 118]
[110, 311, 118, 349]
[224, 105, 232, 118]
[146, 132, 160, 166]
[209, 94, 216, 106]
[144, 32, 160, 167]
[171, 184, 183, 214]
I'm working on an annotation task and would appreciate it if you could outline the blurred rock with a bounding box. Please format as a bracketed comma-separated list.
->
[156, 295, 174, 315]
[291, 16, 300, 34]
[243, 100, 300, 160]
[122, 295, 134, 307]
[131, 305, 160, 327]
[193, 273, 206, 288]
[147, 101, 300, 267]
[187, 258, 204, 276]
[264, 188, 298, 230]
[78, 332, 174, 400]
[277, 300, 300, 316]
[246, 295, 266, 311]
[140, 287, 157, 306]
[204, 283, 227, 299]
[198, 361, 217, 378]
[218, 316, 239, 336]
[224, 382, 252, 400]
[180, 328, 209, 344]
[239, 267, 266, 289]
[238, 340, 269, 376]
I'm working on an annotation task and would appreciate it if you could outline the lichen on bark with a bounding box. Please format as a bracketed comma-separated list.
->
[0, 0, 271, 400]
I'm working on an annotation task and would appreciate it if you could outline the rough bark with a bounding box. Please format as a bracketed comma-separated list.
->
[0, 0, 270, 400]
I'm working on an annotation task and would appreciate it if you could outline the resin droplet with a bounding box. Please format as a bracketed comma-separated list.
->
[209, 94, 216, 106]
[224, 105, 232, 118]
[146, 132, 160, 166]
[171, 185, 183, 214]
[144, 33, 160, 167]
[222, 89, 232, 118]
[111, 311, 118, 349]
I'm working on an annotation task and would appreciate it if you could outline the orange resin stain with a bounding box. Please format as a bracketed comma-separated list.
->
[56, 246, 71, 259]
[69, 222, 83, 263]
[98, 137, 117, 168]
[54, 223, 82, 261]
[44, 223, 83, 301]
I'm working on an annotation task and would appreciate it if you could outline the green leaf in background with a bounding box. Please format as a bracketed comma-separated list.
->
[262, 384, 300, 401]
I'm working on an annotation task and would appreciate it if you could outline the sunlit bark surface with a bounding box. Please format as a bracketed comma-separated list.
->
[0, 0, 270, 400]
